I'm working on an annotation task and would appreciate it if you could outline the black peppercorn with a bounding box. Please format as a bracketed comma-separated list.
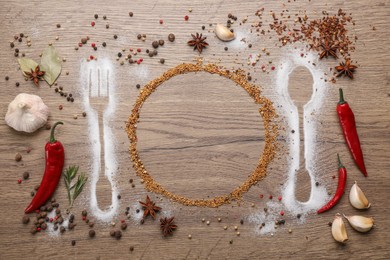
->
[94, 14, 98, 19]
[160, 58, 165, 64]
[168, 33, 175, 42]
[152, 41, 159, 48]
[136, 84, 140, 89]
[89, 229, 96, 238]
[159, 39, 164, 46]
[71, 240, 76, 246]
[129, 12, 133, 17]
[23, 171, 29, 180]
[114, 34, 118, 39]
[15, 82, 20, 87]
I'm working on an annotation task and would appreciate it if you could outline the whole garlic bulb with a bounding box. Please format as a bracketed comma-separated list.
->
[5, 93, 49, 133]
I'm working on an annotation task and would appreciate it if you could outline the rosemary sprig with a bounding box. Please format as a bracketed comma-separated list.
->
[64, 166, 88, 207]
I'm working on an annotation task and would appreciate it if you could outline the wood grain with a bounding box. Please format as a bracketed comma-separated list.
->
[0, 0, 389, 259]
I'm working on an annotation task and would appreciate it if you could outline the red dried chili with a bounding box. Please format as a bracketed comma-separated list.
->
[25, 122, 65, 213]
[337, 88, 367, 176]
[317, 154, 347, 214]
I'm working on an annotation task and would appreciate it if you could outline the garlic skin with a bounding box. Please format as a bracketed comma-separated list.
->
[344, 215, 374, 233]
[215, 24, 235, 42]
[332, 213, 348, 243]
[5, 93, 49, 133]
[349, 181, 371, 209]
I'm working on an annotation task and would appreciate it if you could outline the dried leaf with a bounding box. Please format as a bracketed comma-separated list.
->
[40, 46, 62, 86]
[18, 58, 38, 77]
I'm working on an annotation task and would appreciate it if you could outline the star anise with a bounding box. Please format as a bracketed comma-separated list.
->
[187, 33, 209, 53]
[24, 65, 45, 86]
[319, 40, 339, 59]
[160, 216, 177, 236]
[139, 195, 161, 219]
[335, 59, 357, 79]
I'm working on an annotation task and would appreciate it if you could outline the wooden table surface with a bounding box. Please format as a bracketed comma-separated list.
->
[0, 0, 389, 259]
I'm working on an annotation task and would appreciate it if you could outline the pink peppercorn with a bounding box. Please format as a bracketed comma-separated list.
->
[37, 227, 41, 232]
[91, 21, 95, 27]
[137, 48, 141, 52]
[90, 55, 94, 60]
[280, 211, 284, 216]
[91, 43, 96, 48]
[259, 194, 264, 199]
[271, 66, 275, 70]
[159, 19, 163, 24]
[269, 195, 273, 199]
[17, 179, 22, 184]
[49, 218, 53, 222]
[184, 15, 189, 21]
[137, 59, 141, 64]
[278, 196, 282, 201]
[78, 43, 83, 47]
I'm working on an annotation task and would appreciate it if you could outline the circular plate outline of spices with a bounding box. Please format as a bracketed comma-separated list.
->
[126, 61, 278, 207]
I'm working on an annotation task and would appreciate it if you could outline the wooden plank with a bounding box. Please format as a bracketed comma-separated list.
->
[0, 0, 389, 259]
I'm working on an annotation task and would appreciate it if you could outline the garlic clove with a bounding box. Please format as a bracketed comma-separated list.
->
[215, 24, 235, 42]
[344, 215, 374, 233]
[5, 93, 49, 133]
[332, 213, 348, 243]
[349, 181, 371, 209]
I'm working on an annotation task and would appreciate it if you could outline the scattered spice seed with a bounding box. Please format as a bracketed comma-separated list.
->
[129, 12, 133, 17]
[152, 41, 159, 48]
[184, 15, 189, 21]
[121, 222, 127, 230]
[136, 84, 140, 89]
[159, 40, 164, 46]
[168, 33, 175, 42]
[23, 172, 30, 180]
[115, 230, 122, 239]
[15, 82, 20, 87]
[71, 240, 76, 246]
[89, 229, 96, 238]
[94, 14, 98, 19]
[15, 153, 22, 162]
[114, 34, 118, 39]
[91, 21, 95, 27]
[22, 216, 30, 224]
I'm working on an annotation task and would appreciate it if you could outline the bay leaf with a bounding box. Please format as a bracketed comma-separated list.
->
[18, 58, 38, 76]
[40, 46, 62, 86]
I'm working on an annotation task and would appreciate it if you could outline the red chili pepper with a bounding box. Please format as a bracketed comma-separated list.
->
[337, 88, 367, 176]
[25, 122, 65, 213]
[317, 154, 347, 214]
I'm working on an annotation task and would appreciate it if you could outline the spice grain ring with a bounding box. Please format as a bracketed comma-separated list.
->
[126, 62, 278, 207]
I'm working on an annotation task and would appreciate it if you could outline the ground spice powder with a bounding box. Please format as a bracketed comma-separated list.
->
[126, 62, 279, 207]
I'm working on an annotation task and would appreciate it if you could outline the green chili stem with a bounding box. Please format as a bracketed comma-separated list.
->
[338, 88, 346, 105]
[50, 122, 64, 143]
[337, 154, 344, 169]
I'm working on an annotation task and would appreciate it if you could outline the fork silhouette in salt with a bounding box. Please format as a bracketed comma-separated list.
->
[82, 59, 118, 221]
